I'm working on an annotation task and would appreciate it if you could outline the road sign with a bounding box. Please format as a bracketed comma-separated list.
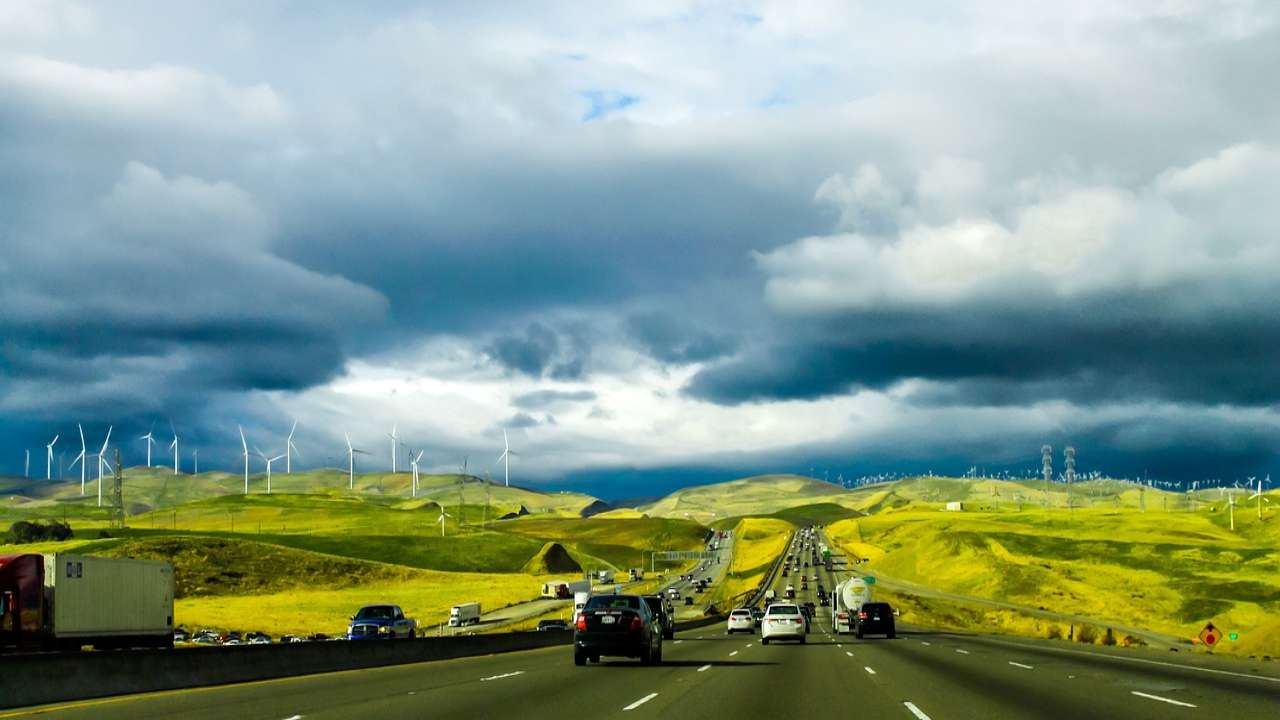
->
[1228, 632, 1239, 641]
[1198, 623, 1221, 647]
[864, 576, 876, 585]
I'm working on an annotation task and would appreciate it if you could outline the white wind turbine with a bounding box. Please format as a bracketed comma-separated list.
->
[139, 427, 156, 468]
[345, 432, 369, 490]
[24, 450, 29, 479]
[70, 425, 87, 495]
[410, 450, 424, 498]
[46, 434, 59, 480]
[168, 421, 180, 475]
[239, 426, 250, 494]
[1249, 475, 1271, 520]
[256, 448, 285, 494]
[388, 423, 398, 473]
[495, 429, 517, 487]
[437, 506, 451, 537]
[192, 449, 199, 475]
[96, 426, 113, 508]
[286, 420, 300, 474]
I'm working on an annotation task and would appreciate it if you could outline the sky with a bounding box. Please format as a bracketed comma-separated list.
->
[3, 1, 1279, 497]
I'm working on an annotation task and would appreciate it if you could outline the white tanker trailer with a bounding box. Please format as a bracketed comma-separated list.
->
[831, 577, 872, 634]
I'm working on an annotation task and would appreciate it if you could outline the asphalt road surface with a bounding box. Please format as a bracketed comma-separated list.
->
[6, 530, 1276, 719]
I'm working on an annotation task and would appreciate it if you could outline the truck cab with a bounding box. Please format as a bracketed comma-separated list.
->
[348, 604, 417, 639]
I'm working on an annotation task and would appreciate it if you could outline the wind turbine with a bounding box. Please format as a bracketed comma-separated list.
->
[168, 421, 180, 475]
[96, 426, 113, 508]
[45, 434, 59, 480]
[24, 449, 29, 479]
[438, 506, 451, 537]
[286, 420, 299, 474]
[345, 433, 369, 490]
[192, 449, 199, 475]
[139, 425, 156, 467]
[495, 429, 517, 487]
[71, 424, 86, 494]
[410, 450, 424, 498]
[1249, 475, 1271, 520]
[388, 423, 398, 473]
[239, 426, 250, 494]
[256, 448, 284, 494]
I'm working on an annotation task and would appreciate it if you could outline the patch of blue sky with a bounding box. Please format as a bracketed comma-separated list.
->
[580, 90, 640, 121]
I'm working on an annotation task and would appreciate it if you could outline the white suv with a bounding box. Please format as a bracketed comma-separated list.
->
[726, 609, 755, 634]
[760, 604, 806, 644]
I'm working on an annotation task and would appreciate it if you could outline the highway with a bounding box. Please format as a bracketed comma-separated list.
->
[5, 529, 1276, 719]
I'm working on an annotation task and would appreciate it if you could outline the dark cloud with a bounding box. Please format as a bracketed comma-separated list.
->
[486, 322, 561, 376]
[504, 412, 541, 429]
[626, 312, 737, 364]
[512, 390, 598, 410]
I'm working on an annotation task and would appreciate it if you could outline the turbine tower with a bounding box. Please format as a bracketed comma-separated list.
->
[72, 424, 87, 494]
[168, 421, 180, 476]
[24, 449, 30, 479]
[345, 432, 369, 490]
[388, 423, 398, 474]
[1040, 445, 1052, 508]
[286, 420, 299, 474]
[1249, 475, 1271, 519]
[96, 426, 113, 508]
[239, 425, 250, 494]
[45, 434, 59, 480]
[139, 426, 156, 467]
[496, 429, 517, 487]
[256, 448, 285, 494]
[192, 448, 199, 475]
[438, 507, 452, 537]
[411, 450, 424, 498]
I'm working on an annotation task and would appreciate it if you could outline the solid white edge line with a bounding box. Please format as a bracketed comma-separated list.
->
[1008, 661, 1034, 670]
[864, 666, 877, 675]
[697, 664, 712, 672]
[1131, 691, 1197, 708]
[623, 693, 659, 711]
[904, 701, 931, 720]
[944, 635, 1280, 685]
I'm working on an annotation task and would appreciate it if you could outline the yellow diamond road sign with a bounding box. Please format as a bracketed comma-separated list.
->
[1198, 622, 1221, 647]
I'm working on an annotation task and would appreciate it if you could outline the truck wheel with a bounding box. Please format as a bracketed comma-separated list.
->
[574, 650, 586, 666]
[663, 629, 674, 640]
[640, 645, 652, 665]
[800, 635, 806, 644]
[856, 630, 864, 639]
[408, 629, 416, 639]
[590, 654, 600, 663]
[762, 638, 770, 645]
[887, 629, 896, 639]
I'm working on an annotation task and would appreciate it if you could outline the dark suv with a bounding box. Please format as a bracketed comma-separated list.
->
[643, 594, 676, 639]
[856, 602, 896, 639]
[574, 594, 663, 665]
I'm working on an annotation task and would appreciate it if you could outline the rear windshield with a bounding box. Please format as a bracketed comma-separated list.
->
[355, 606, 395, 620]
[767, 605, 799, 615]
[863, 603, 891, 611]
[731, 610, 752, 617]
[585, 596, 640, 610]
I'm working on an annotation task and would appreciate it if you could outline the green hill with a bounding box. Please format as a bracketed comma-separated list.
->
[640, 474, 855, 521]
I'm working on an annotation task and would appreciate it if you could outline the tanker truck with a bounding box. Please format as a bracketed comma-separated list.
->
[0, 553, 174, 651]
[831, 577, 872, 635]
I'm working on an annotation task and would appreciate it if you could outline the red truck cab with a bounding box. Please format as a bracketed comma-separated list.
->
[0, 554, 44, 650]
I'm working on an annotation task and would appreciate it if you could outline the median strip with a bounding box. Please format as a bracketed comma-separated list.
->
[904, 702, 931, 720]
[1131, 691, 1197, 708]
[623, 693, 659, 711]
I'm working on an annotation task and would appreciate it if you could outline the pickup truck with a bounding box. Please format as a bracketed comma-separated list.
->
[347, 604, 417, 639]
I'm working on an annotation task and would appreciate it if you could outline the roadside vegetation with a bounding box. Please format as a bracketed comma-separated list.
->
[710, 517, 793, 609]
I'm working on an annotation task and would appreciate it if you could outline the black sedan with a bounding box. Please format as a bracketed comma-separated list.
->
[574, 595, 663, 665]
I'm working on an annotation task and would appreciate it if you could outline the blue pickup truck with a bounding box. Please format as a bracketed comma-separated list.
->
[347, 604, 418, 640]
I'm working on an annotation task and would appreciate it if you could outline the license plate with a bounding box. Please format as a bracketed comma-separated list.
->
[601, 616, 616, 625]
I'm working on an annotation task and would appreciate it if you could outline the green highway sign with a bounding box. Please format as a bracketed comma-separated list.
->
[864, 576, 876, 585]
[1228, 632, 1239, 641]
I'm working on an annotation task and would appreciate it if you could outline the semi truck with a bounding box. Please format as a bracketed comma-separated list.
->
[831, 577, 872, 634]
[596, 570, 615, 584]
[541, 579, 592, 599]
[0, 553, 174, 651]
[448, 602, 481, 627]
[628, 568, 644, 581]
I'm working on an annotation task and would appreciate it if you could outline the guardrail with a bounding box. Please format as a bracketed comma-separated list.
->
[0, 630, 572, 710]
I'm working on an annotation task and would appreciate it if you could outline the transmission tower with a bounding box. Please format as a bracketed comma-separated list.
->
[1064, 446, 1076, 514]
[1041, 445, 1053, 508]
[110, 448, 126, 529]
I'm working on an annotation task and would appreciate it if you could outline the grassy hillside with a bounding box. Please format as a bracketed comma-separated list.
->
[641, 474, 856, 522]
[827, 503, 1280, 656]
[498, 516, 708, 571]
[710, 517, 793, 609]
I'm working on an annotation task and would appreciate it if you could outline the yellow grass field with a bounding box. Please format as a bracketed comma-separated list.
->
[711, 517, 793, 608]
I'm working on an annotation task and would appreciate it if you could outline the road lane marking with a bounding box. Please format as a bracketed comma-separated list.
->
[955, 649, 970, 655]
[1131, 691, 1197, 708]
[673, 640, 683, 644]
[282, 716, 303, 720]
[920, 641, 931, 646]
[624, 693, 659, 711]
[745, 643, 753, 647]
[697, 664, 712, 672]
[729, 650, 739, 656]
[904, 702, 931, 720]
[845, 651, 854, 657]
[837, 643, 842, 648]
[864, 666, 877, 675]
[480, 671, 525, 682]
[1008, 662, 1034, 670]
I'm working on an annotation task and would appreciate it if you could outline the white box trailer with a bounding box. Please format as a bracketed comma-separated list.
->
[448, 602, 481, 627]
[45, 554, 174, 647]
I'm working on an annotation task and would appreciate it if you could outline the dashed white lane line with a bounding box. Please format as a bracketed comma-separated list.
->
[845, 651, 854, 657]
[697, 664, 712, 672]
[281, 716, 303, 720]
[837, 643, 843, 648]
[729, 650, 739, 657]
[480, 671, 525, 682]
[864, 666, 877, 675]
[920, 641, 932, 646]
[673, 640, 683, 645]
[745, 643, 753, 647]
[1008, 662, 1034, 670]
[904, 702, 931, 720]
[1131, 691, 1197, 708]
[955, 649, 970, 655]
[623, 693, 659, 711]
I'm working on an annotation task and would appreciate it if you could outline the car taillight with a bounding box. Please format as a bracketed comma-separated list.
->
[575, 613, 587, 631]
[837, 613, 847, 619]
[859, 611, 868, 620]
[630, 616, 644, 632]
